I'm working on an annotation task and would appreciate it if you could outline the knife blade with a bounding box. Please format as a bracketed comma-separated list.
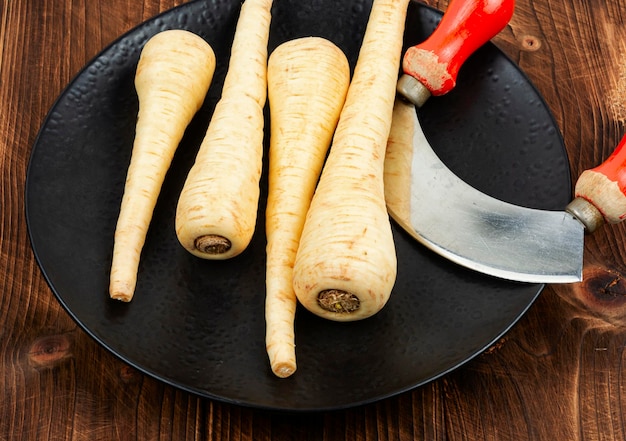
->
[387, 0, 626, 283]
[385, 99, 585, 282]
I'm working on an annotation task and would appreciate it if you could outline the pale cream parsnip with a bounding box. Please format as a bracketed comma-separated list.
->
[265, 37, 350, 377]
[175, 0, 273, 260]
[292, 0, 410, 321]
[109, 30, 216, 302]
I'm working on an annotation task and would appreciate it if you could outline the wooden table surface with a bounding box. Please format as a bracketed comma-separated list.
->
[3, 0, 626, 439]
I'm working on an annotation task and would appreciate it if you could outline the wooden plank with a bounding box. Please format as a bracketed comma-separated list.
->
[2, 0, 626, 439]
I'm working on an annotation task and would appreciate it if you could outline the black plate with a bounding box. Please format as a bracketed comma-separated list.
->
[25, 0, 571, 411]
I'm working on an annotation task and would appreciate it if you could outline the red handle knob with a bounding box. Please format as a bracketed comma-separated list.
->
[574, 134, 626, 225]
[403, 0, 515, 96]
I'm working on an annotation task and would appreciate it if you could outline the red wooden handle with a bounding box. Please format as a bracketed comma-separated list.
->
[402, 0, 515, 96]
[574, 134, 626, 224]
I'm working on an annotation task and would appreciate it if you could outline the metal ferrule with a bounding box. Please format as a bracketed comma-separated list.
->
[396, 74, 431, 108]
[565, 197, 605, 233]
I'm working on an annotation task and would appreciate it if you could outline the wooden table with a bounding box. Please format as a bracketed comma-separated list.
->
[2, 0, 626, 439]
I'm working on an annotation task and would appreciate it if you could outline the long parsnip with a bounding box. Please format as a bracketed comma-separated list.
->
[109, 30, 216, 302]
[292, 0, 409, 321]
[265, 37, 350, 377]
[175, 0, 273, 259]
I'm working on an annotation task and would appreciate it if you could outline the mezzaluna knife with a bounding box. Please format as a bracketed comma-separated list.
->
[385, 0, 626, 283]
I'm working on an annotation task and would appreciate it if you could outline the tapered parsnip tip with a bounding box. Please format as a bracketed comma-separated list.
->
[109, 283, 134, 302]
[271, 362, 297, 378]
[109, 271, 137, 301]
[110, 293, 132, 303]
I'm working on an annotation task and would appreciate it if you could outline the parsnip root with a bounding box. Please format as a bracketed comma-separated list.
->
[109, 30, 216, 302]
[175, 0, 273, 260]
[292, 0, 410, 321]
[265, 37, 350, 377]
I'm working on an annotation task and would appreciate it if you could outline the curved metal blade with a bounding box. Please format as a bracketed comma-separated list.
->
[387, 105, 584, 283]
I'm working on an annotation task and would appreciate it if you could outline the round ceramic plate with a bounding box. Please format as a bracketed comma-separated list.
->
[25, 0, 571, 411]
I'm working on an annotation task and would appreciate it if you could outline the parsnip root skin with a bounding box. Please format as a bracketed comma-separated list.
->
[292, 0, 409, 322]
[175, 0, 273, 260]
[265, 37, 350, 377]
[384, 98, 416, 225]
[175, 95, 265, 259]
[109, 29, 216, 302]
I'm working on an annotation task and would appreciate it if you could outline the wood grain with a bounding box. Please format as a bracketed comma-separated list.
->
[2, 0, 626, 439]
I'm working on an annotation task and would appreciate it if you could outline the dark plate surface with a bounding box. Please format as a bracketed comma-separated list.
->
[25, 0, 571, 412]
